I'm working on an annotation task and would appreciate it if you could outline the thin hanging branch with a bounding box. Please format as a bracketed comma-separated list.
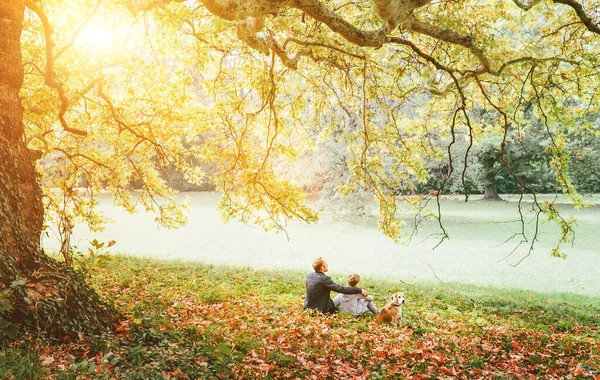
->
[25, 0, 88, 136]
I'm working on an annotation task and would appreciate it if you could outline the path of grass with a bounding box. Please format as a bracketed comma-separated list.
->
[1, 255, 598, 379]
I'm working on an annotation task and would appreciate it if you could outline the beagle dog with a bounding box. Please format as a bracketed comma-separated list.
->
[375, 292, 405, 326]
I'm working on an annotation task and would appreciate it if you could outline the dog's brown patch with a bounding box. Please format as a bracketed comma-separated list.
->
[375, 292, 405, 326]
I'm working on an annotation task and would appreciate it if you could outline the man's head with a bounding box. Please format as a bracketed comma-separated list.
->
[347, 273, 360, 287]
[312, 257, 328, 272]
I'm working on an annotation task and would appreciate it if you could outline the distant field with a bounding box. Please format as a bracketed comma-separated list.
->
[42, 192, 600, 296]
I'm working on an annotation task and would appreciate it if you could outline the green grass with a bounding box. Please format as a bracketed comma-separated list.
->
[395, 194, 600, 246]
[2, 255, 599, 378]
[0, 345, 44, 379]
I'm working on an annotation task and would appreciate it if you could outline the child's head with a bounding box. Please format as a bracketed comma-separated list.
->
[347, 273, 361, 287]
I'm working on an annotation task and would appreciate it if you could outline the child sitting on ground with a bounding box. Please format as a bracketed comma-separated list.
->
[332, 273, 378, 315]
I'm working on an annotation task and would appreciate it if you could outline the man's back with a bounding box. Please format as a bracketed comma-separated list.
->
[304, 272, 335, 313]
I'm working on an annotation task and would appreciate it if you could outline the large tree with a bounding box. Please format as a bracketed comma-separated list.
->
[1, 1, 113, 339]
[2, 0, 599, 336]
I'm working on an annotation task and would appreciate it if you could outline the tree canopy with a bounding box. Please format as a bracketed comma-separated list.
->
[21, 0, 600, 257]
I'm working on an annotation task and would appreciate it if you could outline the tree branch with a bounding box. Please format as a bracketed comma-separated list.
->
[294, 0, 389, 47]
[409, 19, 490, 73]
[552, 0, 600, 35]
[493, 56, 579, 75]
[511, 0, 542, 11]
[125, 0, 185, 15]
[372, 0, 431, 30]
[196, 0, 389, 47]
[25, 0, 88, 136]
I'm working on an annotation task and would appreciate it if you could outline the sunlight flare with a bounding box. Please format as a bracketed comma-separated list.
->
[77, 22, 116, 52]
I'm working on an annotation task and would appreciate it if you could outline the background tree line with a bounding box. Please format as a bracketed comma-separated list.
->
[158, 106, 600, 199]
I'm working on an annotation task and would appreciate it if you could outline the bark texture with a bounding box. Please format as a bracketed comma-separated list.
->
[0, 0, 114, 339]
[482, 156, 502, 201]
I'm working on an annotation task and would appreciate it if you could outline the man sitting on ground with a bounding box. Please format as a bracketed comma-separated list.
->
[303, 257, 368, 314]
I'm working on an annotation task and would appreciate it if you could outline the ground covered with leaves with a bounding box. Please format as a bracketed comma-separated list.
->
[1, 255, 599, 379]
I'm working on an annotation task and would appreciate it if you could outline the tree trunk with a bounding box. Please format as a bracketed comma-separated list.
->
[482, 156, 502, 201]
[0, 1, 114, 339]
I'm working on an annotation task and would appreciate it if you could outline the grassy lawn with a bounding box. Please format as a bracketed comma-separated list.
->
[1, 255, 599, 379]
[42, 192, 600, 296]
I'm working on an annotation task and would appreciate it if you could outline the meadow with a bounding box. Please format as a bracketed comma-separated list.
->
[1, 256, 598, 378]
[43, 192, 600, 296]
[6, 192, 594, 378]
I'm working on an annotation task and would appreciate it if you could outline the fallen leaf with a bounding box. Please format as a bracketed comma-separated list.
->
[40, 355, 54, 367]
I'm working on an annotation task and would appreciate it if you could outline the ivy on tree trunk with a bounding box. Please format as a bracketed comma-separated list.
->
[0, 0, 114, 340]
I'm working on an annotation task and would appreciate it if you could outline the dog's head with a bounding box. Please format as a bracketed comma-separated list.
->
[391, 292, 405, 305]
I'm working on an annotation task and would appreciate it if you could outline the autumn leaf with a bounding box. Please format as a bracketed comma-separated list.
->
[39, 355, 55, 367]
[572, 364, 584, 376]
[259, 363, 271, 373]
